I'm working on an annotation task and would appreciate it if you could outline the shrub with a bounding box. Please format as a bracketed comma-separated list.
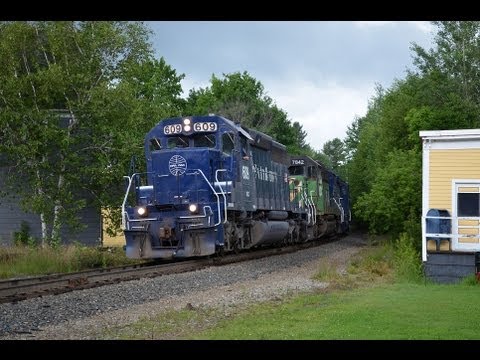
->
[460, 274, 479, 286]
[347, 242, 394, 281]
[394, 233, 423, 283]
[13, 221, 36, 246]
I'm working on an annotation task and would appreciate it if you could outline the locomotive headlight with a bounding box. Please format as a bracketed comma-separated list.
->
[137, 206, 147, 217]
[183, 125, 191, 132]
[183, 118, 191, 125]
[188, 204, 198, 213]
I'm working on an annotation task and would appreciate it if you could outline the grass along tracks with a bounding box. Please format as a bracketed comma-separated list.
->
[0, 236, 338, 304]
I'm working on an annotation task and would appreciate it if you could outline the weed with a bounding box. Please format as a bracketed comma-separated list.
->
[461, 275, 479, 286]
[314, 261, 340, 282]
[394, 233, 423, 283]
[13, 221, 36, 247]
[0, 243, 143, 278]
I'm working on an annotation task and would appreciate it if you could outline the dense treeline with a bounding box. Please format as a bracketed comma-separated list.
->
[339, 21, 480, 241]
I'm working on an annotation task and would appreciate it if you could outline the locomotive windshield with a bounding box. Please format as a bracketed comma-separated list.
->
[289, 165, 304, 175]
[149, 138, 162, 151]
[166, 134, 217, 149]
[168, 136, 189, 148]
[193, 134, 216, 148]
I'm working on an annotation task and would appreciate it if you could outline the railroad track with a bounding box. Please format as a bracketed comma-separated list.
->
[0, 237, 337, 304]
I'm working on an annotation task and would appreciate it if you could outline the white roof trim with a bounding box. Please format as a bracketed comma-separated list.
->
[420, 129, 480, 140]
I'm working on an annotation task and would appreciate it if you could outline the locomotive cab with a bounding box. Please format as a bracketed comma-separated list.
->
[288, 156, 341, 238]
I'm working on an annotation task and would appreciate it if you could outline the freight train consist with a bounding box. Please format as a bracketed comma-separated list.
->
[122, 115, 350, 259]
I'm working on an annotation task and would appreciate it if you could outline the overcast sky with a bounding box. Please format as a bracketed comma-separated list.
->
[149, 21, 435, 151]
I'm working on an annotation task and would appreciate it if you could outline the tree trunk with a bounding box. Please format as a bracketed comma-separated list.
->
[35, 168, 48, 247]
[39, 212, 48, 248]
[50, 172, 65, 243]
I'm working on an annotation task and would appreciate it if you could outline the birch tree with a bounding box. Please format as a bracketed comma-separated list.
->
[0, 21, 184, 245]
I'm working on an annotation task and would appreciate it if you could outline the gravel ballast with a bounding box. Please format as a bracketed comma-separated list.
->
[0, 234, 366, 339]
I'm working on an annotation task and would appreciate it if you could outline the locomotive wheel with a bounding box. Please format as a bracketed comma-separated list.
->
[215, 245, 225, 257]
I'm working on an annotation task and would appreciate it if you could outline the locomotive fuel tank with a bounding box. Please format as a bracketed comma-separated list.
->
[250, 220, 290, 246]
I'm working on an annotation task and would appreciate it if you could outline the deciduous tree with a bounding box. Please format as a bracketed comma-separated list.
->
[0, 21, 184, 245]
[185, 71, 309, 154]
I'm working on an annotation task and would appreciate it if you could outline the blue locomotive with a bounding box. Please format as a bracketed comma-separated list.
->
[122, 115, 350, 259]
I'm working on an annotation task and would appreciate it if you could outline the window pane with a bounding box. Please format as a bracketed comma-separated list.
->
[193, 134, 216, 148]
[167, 136, 189, 148]
[149, 138, 162, 151]
[288, 166, 304, 175]
[222, 133, 234, 154]
[458, 193, 480, 217]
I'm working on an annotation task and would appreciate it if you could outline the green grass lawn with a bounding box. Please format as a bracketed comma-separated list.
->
[99, 240, 480, 340]
[193, 283, 480, 340]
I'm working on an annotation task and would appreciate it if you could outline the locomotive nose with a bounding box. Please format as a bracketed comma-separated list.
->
[151, 149, 218, 206]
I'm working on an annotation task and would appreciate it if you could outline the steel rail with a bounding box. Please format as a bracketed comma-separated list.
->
[0, 235, 338, 304]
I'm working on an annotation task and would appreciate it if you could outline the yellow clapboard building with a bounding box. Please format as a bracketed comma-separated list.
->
[421, 129, 480, 282]
[101, 209, 125, 247]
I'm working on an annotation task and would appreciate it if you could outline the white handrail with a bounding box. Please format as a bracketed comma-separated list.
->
[122, 172, 153, 230]
[187, 169, 222, 226]
[178, 205, 212, 220]
[300, 190, 306, 221]
[122, 175, 134, 230]
[305, 190, 314, 225]
[215, 169, 228, 224]
[332, 197, 344, 223]
[423, 215, 480, 240]
[309, 190, 317, 225]
[301, 190, 312, 225]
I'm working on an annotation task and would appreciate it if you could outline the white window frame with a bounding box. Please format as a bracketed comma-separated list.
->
[451, 179, 480, 251]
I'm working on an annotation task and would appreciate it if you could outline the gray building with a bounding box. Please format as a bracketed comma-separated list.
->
[0, 166, 102, 246]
